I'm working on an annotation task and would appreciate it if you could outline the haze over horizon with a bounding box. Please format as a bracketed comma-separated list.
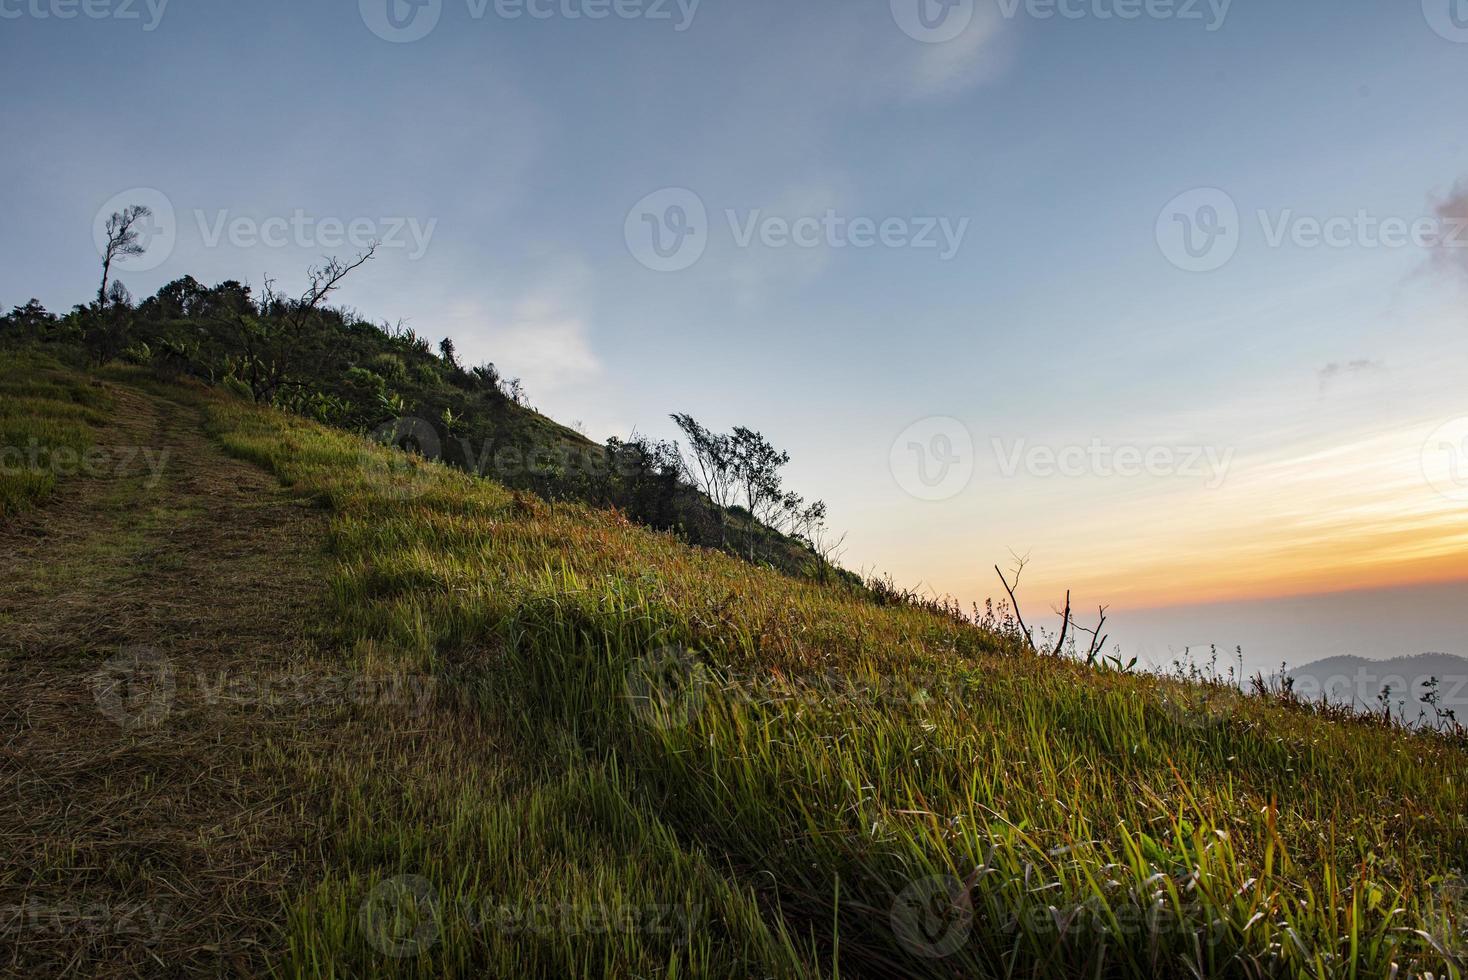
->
[4, 0, 1468, 668]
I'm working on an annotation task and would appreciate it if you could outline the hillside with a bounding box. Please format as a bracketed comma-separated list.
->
[2, 350, 1466, 977]
[1, 286, 829, 578]
[1291, 653, 1468, 724]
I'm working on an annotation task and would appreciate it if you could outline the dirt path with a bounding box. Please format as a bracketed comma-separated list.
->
[0, 380, 334, 976]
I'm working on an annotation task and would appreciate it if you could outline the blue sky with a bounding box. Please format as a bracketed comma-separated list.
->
[5, 0, 1468, 669]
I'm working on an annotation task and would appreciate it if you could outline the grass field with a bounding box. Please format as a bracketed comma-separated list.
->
[0, 350, 113, 516]
[4, 357, 1466, 977]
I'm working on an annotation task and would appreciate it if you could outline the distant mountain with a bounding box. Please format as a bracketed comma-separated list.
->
[1290, 653, 1468, 722]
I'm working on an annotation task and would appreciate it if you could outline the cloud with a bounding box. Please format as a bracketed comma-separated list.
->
[720, 182, 847, 305]
[442, 257, 603, 403]
[1430, 178, 1468, 282]
[1318, 359, 1387, 389]
[475, 309, 601, 398]
[907, 6, 1015, 98]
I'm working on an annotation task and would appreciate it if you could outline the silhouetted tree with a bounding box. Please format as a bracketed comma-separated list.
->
[0, 300, 57, 343]
[97, 205, 152, 308]
[210, 247, 376, 402]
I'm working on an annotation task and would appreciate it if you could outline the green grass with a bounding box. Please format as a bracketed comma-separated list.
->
[183, 390, 1468, 979]
[0, 350, 113, 517]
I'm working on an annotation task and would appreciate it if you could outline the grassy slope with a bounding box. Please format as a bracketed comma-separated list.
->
[3, 356, 1464, 977]
[0, 350, 113, 515]
[196, 383, 1467, 978]
[1, 356, 338, 975]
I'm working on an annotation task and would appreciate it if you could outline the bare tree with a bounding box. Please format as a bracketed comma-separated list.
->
[995, 553, 1036, 651]
[213, 246, 377, 402]
[801, 509, 845, 583]
[1072, 605, 1111, 664]
[98, 205, 153, 308]
[993, 557, 1101, 659]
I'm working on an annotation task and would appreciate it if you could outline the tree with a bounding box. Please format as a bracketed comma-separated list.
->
[98, 205, 153, 308]
[78, 279, 137, 364]
[671, 413, 736, 545]
[140, 276, 207, 320]
[800, 506, 845, 583]
[671, 415, 831, 563]
[211, 247, 376, 402]
[0, 300, 57, 342]
[604, 434, 685, 529]
[728, 426, 790, 559]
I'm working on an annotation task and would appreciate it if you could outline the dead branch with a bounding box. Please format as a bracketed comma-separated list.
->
[1074, 605, 1111, 661]
[1052, 590, 1071, 657]
[994, 560, 1036, 651]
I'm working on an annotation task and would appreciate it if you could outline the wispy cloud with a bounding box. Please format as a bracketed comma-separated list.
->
[445, 256, 603, 402]
[907, 6, 1014, 97]
[1318, 359, 1386, 390]
[1429, 177, 1468, 283]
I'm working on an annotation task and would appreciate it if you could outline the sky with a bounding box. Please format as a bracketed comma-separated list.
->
[3, 0, 1468, 674]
